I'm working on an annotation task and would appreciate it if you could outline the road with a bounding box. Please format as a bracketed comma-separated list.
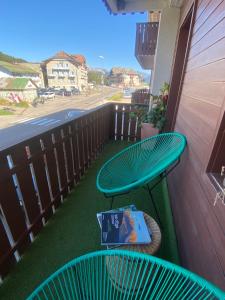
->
[0, 87, 121, 128]
[0, 87, 124, 150]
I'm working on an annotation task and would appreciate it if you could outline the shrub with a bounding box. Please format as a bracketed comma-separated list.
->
[0, 98, 11, 106]
[15, 101, 29, 108]
[107, 93, 123, 101]
[0, 109, 14, 115]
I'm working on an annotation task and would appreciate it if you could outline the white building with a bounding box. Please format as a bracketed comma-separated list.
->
[0, 61, 44, 87]
[43, 51, 88, 91]
[0, 77, 38, 102]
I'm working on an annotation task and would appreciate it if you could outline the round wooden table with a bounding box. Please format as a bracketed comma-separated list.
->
[116, 213, 161, 255]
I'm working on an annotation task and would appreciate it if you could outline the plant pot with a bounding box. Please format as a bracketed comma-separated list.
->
[141, 123, 159, 140]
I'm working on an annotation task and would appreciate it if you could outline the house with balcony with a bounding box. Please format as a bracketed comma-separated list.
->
[43, 51, 88, 91]
[0, 0, 225, 298]
[71, 54, 88, 91]
[109, 67, 141, 87]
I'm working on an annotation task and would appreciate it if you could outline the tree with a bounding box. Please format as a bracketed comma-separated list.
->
[88, 71, 104, 85]
[0, 51, 27, 63]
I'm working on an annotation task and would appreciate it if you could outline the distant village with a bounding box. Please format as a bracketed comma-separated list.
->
[0, 51, 143, 103]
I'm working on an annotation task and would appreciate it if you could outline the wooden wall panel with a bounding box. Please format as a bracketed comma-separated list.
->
[192, 0, 225, 45]
[187, 36, 225, 71]
[193, 0, 223, 35]
[168, 0, 225, 290]
[185, 59, 225, 82]
[190, 16, 225, 59]
[182, 80, 225, 106]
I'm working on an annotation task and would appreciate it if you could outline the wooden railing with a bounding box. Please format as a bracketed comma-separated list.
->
[0, 103, 147, 279]
[131, 89, 150, 105]
[135, 22, 159, 57]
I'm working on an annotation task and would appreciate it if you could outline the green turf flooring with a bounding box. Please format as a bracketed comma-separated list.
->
[0, 141, 179, 300]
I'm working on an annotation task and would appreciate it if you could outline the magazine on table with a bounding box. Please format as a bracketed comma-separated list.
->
[96, 204, 137, 228]
[101, 210, 151, 245]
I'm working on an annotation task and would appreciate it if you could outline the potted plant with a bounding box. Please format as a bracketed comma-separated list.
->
[130, 83, 169, 140]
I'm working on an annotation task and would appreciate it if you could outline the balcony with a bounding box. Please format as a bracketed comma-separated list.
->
[135, 22, 159, 70]
[68, 73, 75, 78]
[47, 73, 55, 78]
[131, 88, 151, 105]
[0, 103, 180, 299]
[52, 66, 70, 70]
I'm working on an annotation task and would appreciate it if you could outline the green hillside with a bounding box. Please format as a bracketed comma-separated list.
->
[0, 51, 27, 63]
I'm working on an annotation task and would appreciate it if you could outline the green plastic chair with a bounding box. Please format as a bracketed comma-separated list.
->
[97, 132, 186, 196]
[96, 132, 186, 225]
[27, 250, 225, 300]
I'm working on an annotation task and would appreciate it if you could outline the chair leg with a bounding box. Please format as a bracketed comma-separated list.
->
[110, 196, 114, 210]
[146, 184, 163, 228]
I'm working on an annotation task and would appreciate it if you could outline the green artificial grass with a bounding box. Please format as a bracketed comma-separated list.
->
[0, 141, 179, 300]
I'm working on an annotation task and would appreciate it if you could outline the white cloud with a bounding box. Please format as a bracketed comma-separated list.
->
[98, 55, 105, 59]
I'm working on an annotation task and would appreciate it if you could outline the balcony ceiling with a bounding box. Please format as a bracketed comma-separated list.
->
[102, 0, 183, 14]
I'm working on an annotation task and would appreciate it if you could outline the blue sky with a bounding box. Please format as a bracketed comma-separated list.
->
[0, 0, 147, 72]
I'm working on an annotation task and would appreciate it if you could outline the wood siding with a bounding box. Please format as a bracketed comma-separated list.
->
[168, 0, 225, 290]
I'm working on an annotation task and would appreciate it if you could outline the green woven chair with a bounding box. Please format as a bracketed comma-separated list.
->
[27, 250, 224, 300]
[96, 132, 186, 225]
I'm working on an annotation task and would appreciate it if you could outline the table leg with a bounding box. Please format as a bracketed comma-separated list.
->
[146, 184, 163, 228]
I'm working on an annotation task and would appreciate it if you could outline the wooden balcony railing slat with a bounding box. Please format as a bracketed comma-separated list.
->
[82, 117, 88, 169]
[62, 126, 74, 189]
[28, 139, 54, 222]
[53, 130, 69, 198]
[6, 145, 43, 236]
[0, 220, 16, 277]
[41, 134, 62, 208]
[71, 122, 81, 183]
[0, 155, 31, 255]
[78, 119, 85, 176]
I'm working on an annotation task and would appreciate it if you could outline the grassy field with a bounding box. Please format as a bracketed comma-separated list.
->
[0, 98, 29, 115]
[15, 101, 29, 108]
[106, 92, 123, 101]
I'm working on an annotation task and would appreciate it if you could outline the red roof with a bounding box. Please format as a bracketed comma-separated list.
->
[53, 51, 72, 60]
[44, 51, 86, 66]
[71, 54, 86, 64]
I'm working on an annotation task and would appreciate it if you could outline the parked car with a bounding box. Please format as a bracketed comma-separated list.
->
[39, 92, 55, 100]
[71, 88, 80, 95]
[54, 89, 65, 96]
[37, 88, 47, 97]
[64, 90, 72, 96]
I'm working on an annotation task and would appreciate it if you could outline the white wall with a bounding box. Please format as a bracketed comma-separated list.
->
[151, 6, 180, 95]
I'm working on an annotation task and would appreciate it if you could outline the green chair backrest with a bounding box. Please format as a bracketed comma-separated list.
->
[97, 132, 186, 195]
[27, 250, 224, 300]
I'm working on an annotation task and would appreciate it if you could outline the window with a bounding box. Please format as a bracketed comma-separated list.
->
[208, 112, 225, 191]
